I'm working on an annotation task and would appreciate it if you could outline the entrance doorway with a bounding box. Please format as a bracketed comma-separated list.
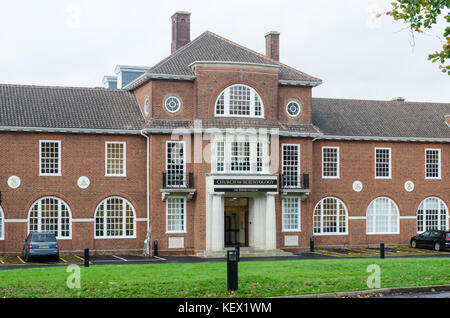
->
[224, 197, 249, 247]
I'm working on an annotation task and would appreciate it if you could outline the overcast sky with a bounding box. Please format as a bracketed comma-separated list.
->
[0, 0, 449, 102]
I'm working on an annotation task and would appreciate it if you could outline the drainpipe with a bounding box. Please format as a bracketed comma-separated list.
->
[140, 129, 151, 256]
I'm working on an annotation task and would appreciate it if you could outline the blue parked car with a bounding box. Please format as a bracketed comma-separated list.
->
[22, 232, 59, 262]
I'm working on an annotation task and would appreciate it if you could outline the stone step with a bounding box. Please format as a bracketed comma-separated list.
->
[197, 248, 294, 258]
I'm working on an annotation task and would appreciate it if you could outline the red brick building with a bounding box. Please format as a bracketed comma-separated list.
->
[0, 12, 448, 256]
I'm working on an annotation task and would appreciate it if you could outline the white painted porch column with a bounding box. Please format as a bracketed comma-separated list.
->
[211, 192, 224, 251]
[265, 192, 277, 250]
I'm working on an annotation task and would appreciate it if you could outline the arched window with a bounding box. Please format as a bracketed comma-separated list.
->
[215, 84, 264, 118]
[0, 207, 4, 240]
[313, 197, 348, 235]
[417, 197, 448, 233]
[94, 197, 136, 238]
[28, 197, 71, 239]
[366, 197, 399, 234]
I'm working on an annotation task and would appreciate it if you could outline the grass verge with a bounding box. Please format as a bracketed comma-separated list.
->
[0, 257, 449, 297]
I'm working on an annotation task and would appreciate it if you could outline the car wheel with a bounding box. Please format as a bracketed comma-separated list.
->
[411, 240, 417, 248]
[54, 256, 60, 262]
[435, 242, 441, 252]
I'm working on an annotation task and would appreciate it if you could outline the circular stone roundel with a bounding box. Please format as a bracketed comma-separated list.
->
[404, 180, 414, 192]
[77, 176, 90, 189]
[7, 176, 21, 189]
[352, 181, 363, 192]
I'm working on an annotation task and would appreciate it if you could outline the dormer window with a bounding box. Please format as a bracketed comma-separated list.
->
[215, 84, 264, 118]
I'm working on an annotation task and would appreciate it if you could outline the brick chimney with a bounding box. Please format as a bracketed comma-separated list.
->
[171, 11, 191, 54]
[265, 31, 280, 61]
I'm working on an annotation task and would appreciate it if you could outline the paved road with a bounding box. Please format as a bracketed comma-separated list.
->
[1, 246, 449, 270]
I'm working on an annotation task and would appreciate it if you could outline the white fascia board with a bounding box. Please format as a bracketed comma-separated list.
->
[0, 126, 141, 135]
[123, 73, 196, 90]
[279, 79, 322, 87]
[317, 135, 450, 143]
[114, 65, 150, 74]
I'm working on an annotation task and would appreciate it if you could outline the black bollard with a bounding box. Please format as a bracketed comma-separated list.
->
[380, 243, 385, 259]
[153, 240, 158, 257]
[227, 250, 238, 291]
[310, 237, 314, 252]
[235, 244, 240, 262]
[84, 248, 89, 267]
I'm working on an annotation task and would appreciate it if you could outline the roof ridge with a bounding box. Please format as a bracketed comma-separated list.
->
[312, 96, 450, 105]
[0, 83, 127, 92]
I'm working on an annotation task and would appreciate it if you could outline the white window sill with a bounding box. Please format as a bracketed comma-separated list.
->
[322, 176, 340, 179]
[313, 232, 348, 236]
[105, 174, 127, 177]
[39, 174, 62, 177]
[94, 236, 136, 240]
[282, 229, 301, 233]
[166, 231, 187, 235]
[366, 232, 400, 235]
[425, 177, 441, 180]
[375, 177, 392, 180]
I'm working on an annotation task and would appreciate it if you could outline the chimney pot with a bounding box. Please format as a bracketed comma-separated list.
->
[171, 11, 191, 54]
[265, 31, 280, 61]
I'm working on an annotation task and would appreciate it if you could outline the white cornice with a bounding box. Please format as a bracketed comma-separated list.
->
[279, 79, 322, 87]
[318, 134, 450, 143]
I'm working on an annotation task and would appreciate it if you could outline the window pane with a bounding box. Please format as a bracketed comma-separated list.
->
[40, 141, 60, 175]
[375, 148, 390, 178]
[282, 145, 300, 188]
[167, 198, 185, 232]
[167, 142, 185, 186]
[95, 197, 135, 238]
[106, 142, 125, 175]
[323, 147, 338, 177]
[282, 197, 300, 231]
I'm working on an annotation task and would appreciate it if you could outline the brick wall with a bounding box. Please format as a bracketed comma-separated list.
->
[0, 132, 147, 254]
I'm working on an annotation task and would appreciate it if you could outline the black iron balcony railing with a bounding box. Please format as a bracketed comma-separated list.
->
[163, 172, 194, 189]
[279, 173, 309, 190]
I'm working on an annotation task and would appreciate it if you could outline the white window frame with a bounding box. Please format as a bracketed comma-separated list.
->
[215, 140, 225, 173]
[164, 96, 181, 113]
[230, 140, 252, 173]
[322, 146, 340, 179]
[214, 84, 264, 118]
[425, 148, 441, 180]
[313, 197, 348, 236]
[286, 101, 301, 117]
[39, 140, 61, 176]
[27, 196, 72, 239]
[374, 147, 392, 179]
[417, 197, 449, 233]
[0, 206, 4, 240]
[282, 144, 301, 188]
[105, 142, 127, 177]
[366, 196, 400, 235]
[282, 197, 301, 232]
[166, 196, 187, 234]
[94, 196, 136, 239]
[166, 141, 186, 187]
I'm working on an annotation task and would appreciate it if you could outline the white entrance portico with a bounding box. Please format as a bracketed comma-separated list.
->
[205, 174, 279, 252]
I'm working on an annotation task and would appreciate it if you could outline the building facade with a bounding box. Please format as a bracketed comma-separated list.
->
[0, 12, 448, 256]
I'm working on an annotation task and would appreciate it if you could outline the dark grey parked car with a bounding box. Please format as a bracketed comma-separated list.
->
[22, 232, 59, 262]
[410, 230, 450, 251]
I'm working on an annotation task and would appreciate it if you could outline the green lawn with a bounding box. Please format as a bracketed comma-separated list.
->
[0, 258, 449, 298]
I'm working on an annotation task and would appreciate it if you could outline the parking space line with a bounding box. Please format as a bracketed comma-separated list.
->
[17, 256, 25, 264]
[59, 257, 67, 263]
[0, 257, 4, 264]
[154, 256, 166, 261]
[112, 255, 128, 262]
[73, 255, 85, 261]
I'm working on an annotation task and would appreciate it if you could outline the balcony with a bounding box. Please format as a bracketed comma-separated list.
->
[161, 172, 196, 201]
[279, 173, 310, 200]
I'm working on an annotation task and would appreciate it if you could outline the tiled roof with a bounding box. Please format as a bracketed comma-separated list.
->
[145, 118, 321, 135]
[0, 84, 145, 130]
[312, 98, 450, 139]
[146, 31, 322, 83]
